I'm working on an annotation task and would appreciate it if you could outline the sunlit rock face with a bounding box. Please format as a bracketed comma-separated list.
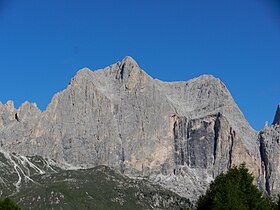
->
[0, 56, 278, 200]
[258, 105, 280, 197]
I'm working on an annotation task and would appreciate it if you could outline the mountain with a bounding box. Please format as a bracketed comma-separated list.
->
[0, 56, 279, 203]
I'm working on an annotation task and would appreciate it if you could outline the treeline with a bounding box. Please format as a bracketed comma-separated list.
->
[196, 163, 280, 210]
[2, 164, 280, 210]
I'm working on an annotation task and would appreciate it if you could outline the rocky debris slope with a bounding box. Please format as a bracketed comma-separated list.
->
[0, 149, 59, 198]
[0, 56, 278, 200]
[0, 149, 191, 210]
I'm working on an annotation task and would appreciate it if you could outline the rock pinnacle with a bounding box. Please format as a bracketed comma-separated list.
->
[272, 104, 280, 125]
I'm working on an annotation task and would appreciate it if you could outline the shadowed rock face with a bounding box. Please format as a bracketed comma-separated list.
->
[0, 56, 278, 200]
[273, 104, 280, 125]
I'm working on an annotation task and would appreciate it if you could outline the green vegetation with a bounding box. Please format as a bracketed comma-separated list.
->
[196, 163, 273, 210]
[9, 166, 191, 210]
[5, 156, 280, 210]
[0, 198, 21, 210]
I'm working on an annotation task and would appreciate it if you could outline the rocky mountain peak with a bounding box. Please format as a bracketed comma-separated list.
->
[1, 56, 279, 202]
[76, 67, 92, 76]
[115, 56, 143, 82]
[272, 104, 280, 125]
[69, 56, 142, 87]
[68, 67, 94, 87]
[122, 56, 139, 67]
[263, 121, 269, 130]
[17, 101, 41, 122]
[72, 67, 92, 80]
[6, 100, 15, 110]
[0, 100, 15, 112]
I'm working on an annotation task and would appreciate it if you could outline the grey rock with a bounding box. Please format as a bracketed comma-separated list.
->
[272, 104, 280, 125]
[0, 56, 277, 201]
[259, 105, 280, 197]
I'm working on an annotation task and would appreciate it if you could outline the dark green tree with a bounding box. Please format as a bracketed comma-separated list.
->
[275, 195, 280, 210]
[0, 198, 21, 210]
[196, 163, 270, 210]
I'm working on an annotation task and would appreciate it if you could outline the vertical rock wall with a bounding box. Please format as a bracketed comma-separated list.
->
[0, 57, 278, 200]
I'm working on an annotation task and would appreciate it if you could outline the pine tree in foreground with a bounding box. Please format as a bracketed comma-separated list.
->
[0, 197, 21, 210]
[196, 163, 271, 210]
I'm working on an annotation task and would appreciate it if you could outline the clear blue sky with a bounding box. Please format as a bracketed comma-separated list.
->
[0, 0, 279, 131]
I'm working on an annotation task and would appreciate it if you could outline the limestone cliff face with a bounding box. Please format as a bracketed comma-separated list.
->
[0, 56, 276, 200]
[259, 105, 280, 196]
[1, 57, 176, 175]
[0, 101, 41, 152]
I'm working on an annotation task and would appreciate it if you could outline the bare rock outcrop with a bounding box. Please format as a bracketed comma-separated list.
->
[259, 105, 280, 197]
[0, 56, 277, 200]
[272, 104, 280, 125]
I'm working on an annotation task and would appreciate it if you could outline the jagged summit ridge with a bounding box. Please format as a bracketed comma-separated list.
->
[70, 57, 253, 140]
[0, 56, 278, 200]
[0, 56, 256, 167]
[273, 104, 280, 125]
[122, 55, 139, 66]
[69, 57, 242, 117]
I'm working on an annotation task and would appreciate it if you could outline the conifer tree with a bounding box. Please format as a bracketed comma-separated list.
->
[196, 163, 270, 210]
[0, 197, 21, 210]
